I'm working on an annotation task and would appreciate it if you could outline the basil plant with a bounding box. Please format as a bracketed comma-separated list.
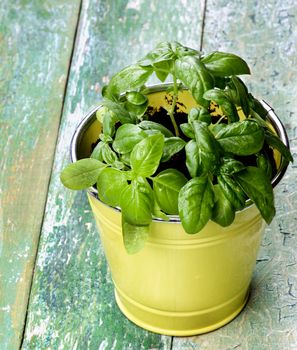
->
[61, 42, 293, 254]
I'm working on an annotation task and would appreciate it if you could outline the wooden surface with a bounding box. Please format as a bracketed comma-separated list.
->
[0, 1, 81, 349]
[0, 0, 296, 349]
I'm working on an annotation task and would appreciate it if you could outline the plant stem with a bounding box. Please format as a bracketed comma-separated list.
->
[168, 75, 180, 137]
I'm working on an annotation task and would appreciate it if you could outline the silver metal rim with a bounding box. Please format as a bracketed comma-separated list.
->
[70, 84, 290, 223]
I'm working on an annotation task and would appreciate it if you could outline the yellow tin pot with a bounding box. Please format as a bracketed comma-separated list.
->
[70, 85, 289, 336]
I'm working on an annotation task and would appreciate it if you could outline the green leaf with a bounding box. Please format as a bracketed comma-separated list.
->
[152, 197, 169, 221]
[264, 130, 293, 163]
[215, 120, 265, 155]
[120, 152, 131, 166]
[174, 41, 200, 58]
[139, 120, 174, 137]
[201, 51, 251, 77]
[234, 166, 275, 224]
[203, 88, 239, 122]
[122, 217, 150, 254]
[138, 41, 176, 66]
[211, 184, 235, 227]
[60, 159, 106, 190]
[120, 178, 153, 225]
[192, 120, 221, 173]
[125, 100, 148, 118]
[154, 61, 172, 81]
[178, 176, 215, 234]
[185, 140, 202, 178]
[130, 134, 164, 177]
[227, 76, 250, 117]
[152, 169, 188, 215]
[161, 137, 186, 162]
[217, 174, 247, 210]
[126, 91, 148, 105]
[101, 143, 119, 165]
[249, 95, 269, 120]
[180, 123, 195, 138]
[96, 107, 116, 137]
[100, 99, 133, 124]
[220, 157, 246, 175]
[97, 168, 128, 207]
[90, 142, 104, 161]
[97, 108, 116, 137]
[113, 124, 147, 154]
[175, 56, 214, 108]
[105, 64, 153, 97]
[189, 107, 212, 125]
[256, 153, 273, 179]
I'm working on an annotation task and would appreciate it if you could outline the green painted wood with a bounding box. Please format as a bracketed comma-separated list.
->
[0, 1, 81, 349]
[172, 0, 297, 349]
[22, 0, 204, 349]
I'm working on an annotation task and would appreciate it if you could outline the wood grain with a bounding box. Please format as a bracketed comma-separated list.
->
[22, 0, 204, 349]
[0, 1, 81, 349]
[173, 0, 297, 349]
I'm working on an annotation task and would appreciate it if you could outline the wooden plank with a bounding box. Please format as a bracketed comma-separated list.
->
[22, 0, 204, 349]
[0, 1, 81, 349]
[172, 0, 297, 349]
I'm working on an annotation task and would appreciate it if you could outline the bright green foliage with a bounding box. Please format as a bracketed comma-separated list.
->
[153, 169, 188, 214]
[178, 176, 215, 234]
[60, 41, 293, 253]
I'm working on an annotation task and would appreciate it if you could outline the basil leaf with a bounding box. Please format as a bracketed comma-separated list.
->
[126, 91, 148, 105]
[120, 152, 131, 166]
[120, 178, 153, 225]
[101, 143, 119, 165]
[211, 184, 235, 227]
[122, 217, 150, 254]
[102, 110, 116, 137]
[105, 64, 153, 97]
[185, 140, 202, 178]
[174, 41, 200, 58]
[125, 100, 148, 118]
[248, 95, 269, 120]
[96, 106, 108, 123]
[100, 99, 132, 124]
[180, 123, 195, 138]
[175, 56, 214, 108]
[152, 169, 188, 215]
[178, 176, 215, 234]
[203, 89, 239, 122]
[215, 120, 265, 155]
[192, 120, 221, 173]
[220, 157, 246, 175]
[60, 159, 106, 190]
[113, 124, 147, 154]
[211, 123, 227, 137]
[97, 168, 128, 207]
[161, 137, 186, 162]
[234, 166, 275, 224]
[152, 197, 170, 221]
[139, 120, 174, 137]
[227, 76, 250, 117]
[154, 61, 172, 82]
[201, 51, 250, 77]
[130, 134, 164, 177]
[256, 153, 273, 179]
[90, 142, 104, 161]
[264, 130, 293, 163]
[217, 174, 246, 210]
[189, 107, 211, 125]
[138, 41, 176, 66]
